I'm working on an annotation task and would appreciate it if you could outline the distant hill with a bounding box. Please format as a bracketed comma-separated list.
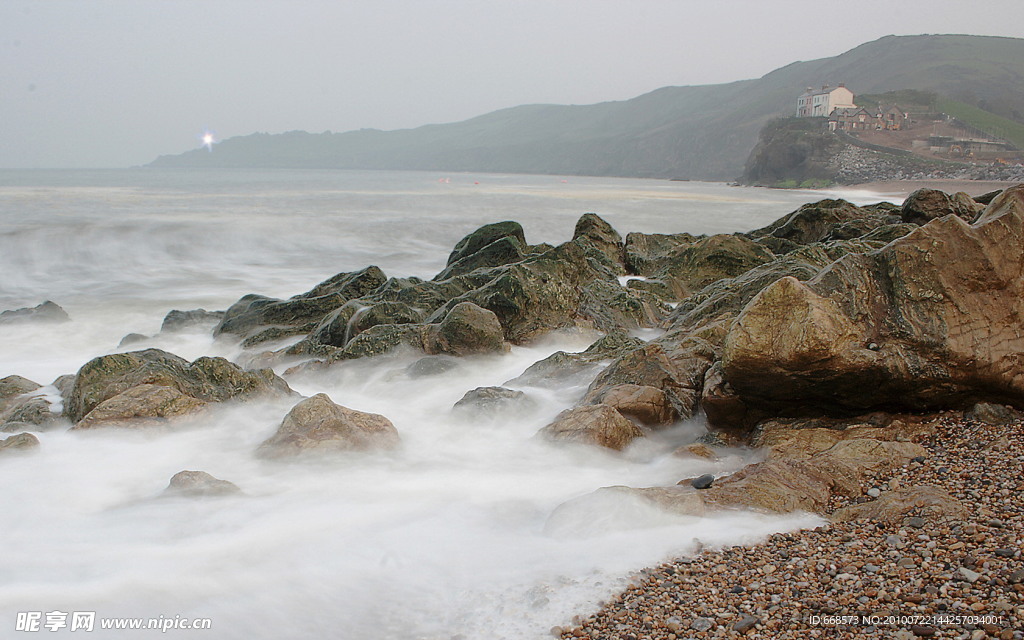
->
[149, 35, 1024, 180]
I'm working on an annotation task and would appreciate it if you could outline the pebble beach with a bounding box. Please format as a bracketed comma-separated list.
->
[558, 416, 1023, 639]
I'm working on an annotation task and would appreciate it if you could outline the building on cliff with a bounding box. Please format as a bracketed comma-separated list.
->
[828, 104, 908, 132]
[796, 84, 856, 117]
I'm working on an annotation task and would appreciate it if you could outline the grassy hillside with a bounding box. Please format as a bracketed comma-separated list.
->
[149, 35, 1024, 180]
[935, 98, 1024, 149]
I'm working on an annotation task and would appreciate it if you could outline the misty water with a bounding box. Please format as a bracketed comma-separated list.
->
[0, 170, 897, 639]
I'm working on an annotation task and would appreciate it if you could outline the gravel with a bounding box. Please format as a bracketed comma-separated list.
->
[559, 415, 1023, 639]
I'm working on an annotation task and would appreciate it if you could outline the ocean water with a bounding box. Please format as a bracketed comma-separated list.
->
[0, 169, 892, 639]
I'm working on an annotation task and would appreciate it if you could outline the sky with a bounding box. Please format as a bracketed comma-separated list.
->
[2, 0, 1023, 168]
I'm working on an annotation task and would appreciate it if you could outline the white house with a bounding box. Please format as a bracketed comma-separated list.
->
[796, 84, 856, 117]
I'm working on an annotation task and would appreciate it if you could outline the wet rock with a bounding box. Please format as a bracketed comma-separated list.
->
[2, 396, 60, 429]
[71, 384, 208, 430]
[257, 393, 400, 458]
[623, 231, 700, 276]
[577, 280, 670, 332]
[545, 485, 706, 536]
[421, 301, 508, 356]
[0, 432, 40, 454]
[690, 473, 715, 490]
[640, 234, 775, 300]
[0, 300, 70, 325]
[704, 438, 924, 513]
[452, 387, 534, 414]
[310, 301, 426, 348]
[0, 375, 42, 416]
[716, 185, 1024, 428]
[118, 333, 151, 348]
[967, 402, 1024, 425]
[831, 485, 967, 523]
[52, 374, 76, 399]
[572, 212, 625, 275]
[160, 308, 225, 333]
[163, 470, 242, 497]
[672, 442, 719, 460]
[405, 355, 459, 378]
[215, 266, 386, 340]
[749, 199, 899, 245]
[901, 188, 983, 225]
[64, 348, 292, 424]
[537, 404, 645, 451]
[433, 235, 527, 281]
[445, 221, 526, 268]
[588, 384, 677, 427]
[507, 331, 644, 388]
[583, 343, 696, 420]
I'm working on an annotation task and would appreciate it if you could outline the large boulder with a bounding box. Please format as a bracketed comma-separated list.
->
[421, 302, 508, 356]
[900, 188, 983, 225]
[71, 384, 208, 430]
[624, 231, 700, 276]
[715, 185, 1024, 428]
[445, 221, 526, 268]
[749, 199, 900, 245]
[434, 236, 527, 281]
[452, 386, 534, 415]
[257, 393, 400, 458]
[64, 349, 292, 424]
[572, 213, 625, 275]
[583, 343, 697, 420]
[536, 404, 645, 451]
[589, 384, 677, 426]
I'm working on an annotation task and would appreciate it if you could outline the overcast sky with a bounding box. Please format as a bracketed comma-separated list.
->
[3, 0, 1023, 168]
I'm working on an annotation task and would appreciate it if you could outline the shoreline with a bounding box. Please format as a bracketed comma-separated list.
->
[559, 416, 1023, 639]
[835, 179, 1018, 199]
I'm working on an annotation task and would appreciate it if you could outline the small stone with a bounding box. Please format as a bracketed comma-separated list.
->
[690, 474, 715, 490]
[911, 624, 937, 637]
[867, 487, 881, 498]
[732, 614, 759, 633]
[994, 548, 1015, 558]
[1009, 569, 1024, 584]
[690, 617, 712, 632]
[912, 455, 926, 463]
[959, 567, 982, 583]
[906, 517, 926, 529]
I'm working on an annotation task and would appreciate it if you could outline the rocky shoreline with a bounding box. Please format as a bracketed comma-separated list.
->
[2, 182, 1024, 639]
[556, 415, 1023, 639]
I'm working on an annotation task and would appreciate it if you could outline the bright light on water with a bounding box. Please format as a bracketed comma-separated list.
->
[0, 170, 876, 638]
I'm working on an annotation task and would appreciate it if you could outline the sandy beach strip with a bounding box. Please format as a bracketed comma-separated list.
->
[841, 180, 1019, 200]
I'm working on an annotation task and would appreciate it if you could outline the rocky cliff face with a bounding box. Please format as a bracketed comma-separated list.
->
[742, 118, 1024, 186]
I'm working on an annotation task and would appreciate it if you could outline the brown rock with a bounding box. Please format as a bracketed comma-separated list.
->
[831, 485, 967, 523]
[71, 384, 208, 430]
[673, 443, 719, 460]
[65, 348, 292, 423]
[257, 393, 400, 458]
[901, 188, 983, 225]
[0, 432, 39, 454]
[163, 470, 242, 497]
[420, 301, 508, 356]
[705, 438, 924, 513]
[590, 384, 678, 426]
[537, 404, 645, 451]
[583, 343, 697, 419]
[716, 185, 1024, 427]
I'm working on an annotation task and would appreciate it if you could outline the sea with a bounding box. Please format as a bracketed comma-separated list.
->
[0, 169, 899, 639]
